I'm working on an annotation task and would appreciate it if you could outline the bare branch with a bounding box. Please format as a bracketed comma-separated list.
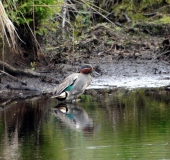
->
[79, 0, 116, 27]
[62, 0, 67, 39]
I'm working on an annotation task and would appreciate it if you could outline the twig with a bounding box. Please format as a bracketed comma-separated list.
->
[123, 13, 132, 22]
[115, 22, 123, 27]
[98, 43, 115, 55]
[62, 0, 67, 39]
[154, 50, 170, 59]
[106, 11, 114, 18]
[80, 0, 116, 27]
[2, 34, 4, 71]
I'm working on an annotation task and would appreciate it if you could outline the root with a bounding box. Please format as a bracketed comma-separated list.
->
[0, 60, 41, 77]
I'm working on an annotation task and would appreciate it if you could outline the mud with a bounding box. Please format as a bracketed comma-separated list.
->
[90, 59, 170, 89]
[1, 23, 170, 103]
[1, 58, 170, 104]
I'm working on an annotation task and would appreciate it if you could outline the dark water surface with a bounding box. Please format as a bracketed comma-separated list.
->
[1, 88, 170, 160]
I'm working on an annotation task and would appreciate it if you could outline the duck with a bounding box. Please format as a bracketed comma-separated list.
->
[51, 64, 93, 101]
[53, 103, 94, 131]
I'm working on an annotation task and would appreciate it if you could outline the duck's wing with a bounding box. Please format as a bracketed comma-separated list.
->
[53, 73, 78, 96]
[69, 74, 92, 95]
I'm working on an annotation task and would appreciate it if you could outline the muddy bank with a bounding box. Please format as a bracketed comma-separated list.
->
[90, 59, 170, 89]
[1, 23, 170, 103]
[1, 58, 170, 104]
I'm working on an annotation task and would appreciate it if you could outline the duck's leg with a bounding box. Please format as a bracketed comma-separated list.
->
[71, 96, 81, 103]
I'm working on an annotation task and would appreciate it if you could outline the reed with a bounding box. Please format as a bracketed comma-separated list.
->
[0, 1, 17, 50]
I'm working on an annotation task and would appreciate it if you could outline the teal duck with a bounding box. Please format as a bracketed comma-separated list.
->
[51, 64, 93, 101]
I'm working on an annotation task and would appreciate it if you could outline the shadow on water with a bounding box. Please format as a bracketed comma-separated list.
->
[1, 88, 170, 159]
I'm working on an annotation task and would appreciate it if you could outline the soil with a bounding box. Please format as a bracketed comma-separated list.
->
[1, 23, 170, 104]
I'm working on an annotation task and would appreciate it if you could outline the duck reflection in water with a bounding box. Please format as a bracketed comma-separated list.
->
[52, 103, 93, 132]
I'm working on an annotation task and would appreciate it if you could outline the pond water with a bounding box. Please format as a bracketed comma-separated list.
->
[1, 88, 170, 160]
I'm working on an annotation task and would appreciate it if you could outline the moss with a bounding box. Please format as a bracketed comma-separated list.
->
[112, 0, 169, 22]
[158, 5, 170, 14]
[158, 15, 170, 24]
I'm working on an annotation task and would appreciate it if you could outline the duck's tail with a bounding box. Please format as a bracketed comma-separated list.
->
[51, 92, 67, 101]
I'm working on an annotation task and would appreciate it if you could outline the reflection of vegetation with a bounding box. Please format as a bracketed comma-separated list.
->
[1, 88, 170, 159]
[81, 88, 170, 159]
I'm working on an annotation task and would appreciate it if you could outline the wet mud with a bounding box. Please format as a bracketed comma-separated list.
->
[1, 58, 170, 105]
[1, 23, 170, 103]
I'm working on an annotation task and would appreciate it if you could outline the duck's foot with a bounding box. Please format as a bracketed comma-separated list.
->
[72, 99, 81, 102]
[63, 99, 81, 103]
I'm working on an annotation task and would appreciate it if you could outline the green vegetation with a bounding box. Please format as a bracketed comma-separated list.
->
[1, 0, 170, 40]
[3, 0, 63, 34]
[0, 0, 64, 61]
[113, 0, 170, 22]
[1, 0, 170, 62]
[30, 61, 36, 71]
[159, 15, 170, 23]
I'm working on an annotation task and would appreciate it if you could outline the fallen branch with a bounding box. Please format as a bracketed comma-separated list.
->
[0, 70, 27, 85]
[0, 60, 41, 77]
[143, 12, 157, 17]
[6, 84, 41, 92]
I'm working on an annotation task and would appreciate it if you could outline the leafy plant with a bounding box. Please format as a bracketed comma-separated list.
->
[3, 0, 62, 34]
[30, 61, 36, 71]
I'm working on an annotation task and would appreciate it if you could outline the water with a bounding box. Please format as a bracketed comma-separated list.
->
[1, 88, 170, 160]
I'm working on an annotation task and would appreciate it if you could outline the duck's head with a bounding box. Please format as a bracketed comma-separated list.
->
[80, 64, 93, 74]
